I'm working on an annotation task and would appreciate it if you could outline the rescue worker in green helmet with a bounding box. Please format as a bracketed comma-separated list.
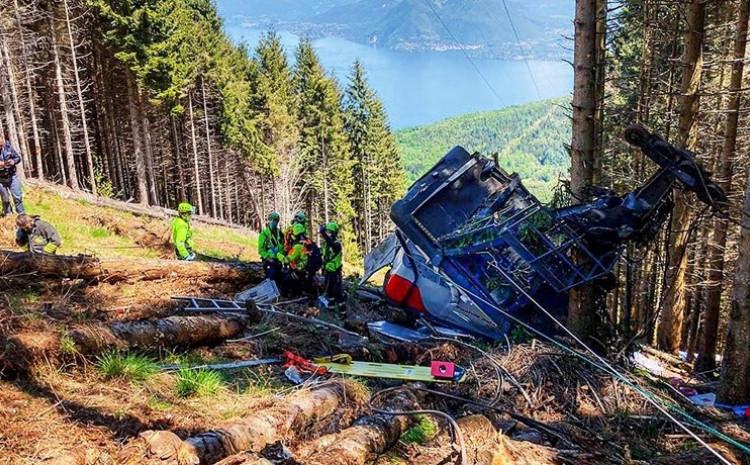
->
[172, 202, 196, 261]
[320, 221, 344, 309]
[258, 211, 284, 284]
[278, 222, 321, 299]
[284, 210, 308, 253]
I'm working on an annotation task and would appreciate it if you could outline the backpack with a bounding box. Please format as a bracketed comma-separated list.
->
[303, 239, 323, 273]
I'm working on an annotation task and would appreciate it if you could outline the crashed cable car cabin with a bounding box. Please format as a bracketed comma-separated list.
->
[373, 124, 727, 340]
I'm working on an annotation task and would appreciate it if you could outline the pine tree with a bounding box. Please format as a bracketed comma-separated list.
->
[294, 40, 359, 262]
[343, 60, 405, 254]
[251, 31, 301, 222]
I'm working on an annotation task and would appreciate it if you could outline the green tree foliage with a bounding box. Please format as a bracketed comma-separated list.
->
[343, 61, 406, 252]
[396, 98, 570, 200]
[294, 40, 359, 262]
[53, 2, 405, 249]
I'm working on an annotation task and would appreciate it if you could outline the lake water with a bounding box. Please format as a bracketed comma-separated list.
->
[223, 25, 573, 129]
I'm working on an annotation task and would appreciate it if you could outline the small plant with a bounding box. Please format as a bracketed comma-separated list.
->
[509, 325, 530, 344]
[174, 369, 224, 398]
[401, 415, 439, 445]
[96, 352, 158, 382]
[59, 334, 77, 354]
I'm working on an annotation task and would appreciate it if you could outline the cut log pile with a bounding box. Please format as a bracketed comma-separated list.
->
[122, 383, 354, 465]
[0, 250, 262, 283]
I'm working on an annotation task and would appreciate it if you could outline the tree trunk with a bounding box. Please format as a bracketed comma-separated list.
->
[12, 0, 43, 179]
[201, 76, 217, 217]
[139, 94, 158, 205]
[696, 0, 749, 373]
[0, 250, 262, 284]
[568, 0, 600, 340]
[49, 11, 78, 189]
[126, 77, 149, 204]
[124, 384, 350, 465]
[68, 314, 249, 355]
[285, 390, 417, 465]
[0, 35, 29, 178]
[188, 91, 204, 213]
[656, 0, 705, 354]
[62, 0, 95, 193]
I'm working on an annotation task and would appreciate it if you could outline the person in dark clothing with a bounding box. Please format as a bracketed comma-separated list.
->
[16, 214, 61, 254]
[320, 222, 344, 308]
[0, 140, 24, 216]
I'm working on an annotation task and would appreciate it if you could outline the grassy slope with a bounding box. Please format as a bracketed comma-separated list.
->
[0, 183, 259, 262]
[396, 98, 571, 201]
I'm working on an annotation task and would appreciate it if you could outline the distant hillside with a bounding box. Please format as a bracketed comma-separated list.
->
[395, 98, 570, 200]
[220, 0, 573, 60]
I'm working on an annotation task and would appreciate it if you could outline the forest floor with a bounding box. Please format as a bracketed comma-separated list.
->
[1, 186, 749, 465]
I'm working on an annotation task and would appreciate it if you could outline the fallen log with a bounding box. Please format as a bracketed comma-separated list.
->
[123, 383, 352, 465]
[68, 314, 250, 354]
[0, 250, 262, 284]
[289, 389, 418, 465]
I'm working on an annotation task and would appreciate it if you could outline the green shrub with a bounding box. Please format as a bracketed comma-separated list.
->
[174, 369, 224, 398]
[96, 352, 158, 382]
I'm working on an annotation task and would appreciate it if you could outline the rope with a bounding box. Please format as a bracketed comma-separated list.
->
[420, 0, 506, 107]
[443, 266, 749, 462]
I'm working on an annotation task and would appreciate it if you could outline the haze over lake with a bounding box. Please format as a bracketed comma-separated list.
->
[221, 24, 573, 129]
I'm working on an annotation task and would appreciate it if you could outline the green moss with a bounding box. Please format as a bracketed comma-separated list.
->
[401, 415, 439, 445]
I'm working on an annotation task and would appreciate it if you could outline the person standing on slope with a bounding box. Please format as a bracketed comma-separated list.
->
[258, 211, 284, 284]
[0, 138, 24, 217]
[320, 221, 344, 310]
[172, 202, 196, 261]
[15, 214, 61, 254]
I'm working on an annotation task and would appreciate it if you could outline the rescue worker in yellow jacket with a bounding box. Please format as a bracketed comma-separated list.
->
[258, 211, 284, 283]
[15, 214, 61, 254]
[172, 202, 196, 261]
[320, 222, 344, 307]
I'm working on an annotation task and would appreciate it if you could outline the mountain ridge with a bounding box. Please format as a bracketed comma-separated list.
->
[219, 0, 573, 60]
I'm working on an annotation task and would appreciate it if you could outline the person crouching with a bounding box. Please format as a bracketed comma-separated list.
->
[15, 214, 61, 254]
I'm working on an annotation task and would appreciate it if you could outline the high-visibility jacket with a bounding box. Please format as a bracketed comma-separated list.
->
[171, 216, 194, 259]
[284, 222, 308, 252]
[258, 226, 284, 261]
[15, 217, 61, 254]
[322, 240, 342, 272]
[285, 242, 308, 271]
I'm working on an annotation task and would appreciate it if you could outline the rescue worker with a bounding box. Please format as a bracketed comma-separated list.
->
[258, 211, 284, 283]
[0, 139, 24, 216]
[172, 202, 196, 261]
[320, 222, 344, 307]
[279, 223, 315, 298]
[284, 210, 308, 253]
[15, 214, 61, 254]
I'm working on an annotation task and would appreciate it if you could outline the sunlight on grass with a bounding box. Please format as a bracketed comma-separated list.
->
[174, 369, 225, 398]
[96, 352, 158, 382]
[2, 187, 260, 261]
